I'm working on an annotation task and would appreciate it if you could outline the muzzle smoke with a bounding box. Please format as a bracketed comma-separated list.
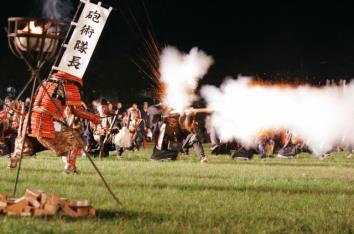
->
[201, 77, 354, 156]
[159, 46, 214, 114]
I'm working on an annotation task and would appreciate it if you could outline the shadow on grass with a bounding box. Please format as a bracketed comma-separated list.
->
[21, 167, 96, 176]
[113, 182, 354, 196]
[97, 209, 170, 222]
[213, 160, 354, 168]
[0, 209, 169, 223]
[13, 176, 353, 198]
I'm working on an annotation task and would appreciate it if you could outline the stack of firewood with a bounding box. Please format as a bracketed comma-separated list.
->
[0, 189, 96, 217]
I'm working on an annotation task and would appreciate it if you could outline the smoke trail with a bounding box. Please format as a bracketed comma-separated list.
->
[159, 46, 214, 114]
[201, 76, 354, 156]
[38, 0, 74, 21]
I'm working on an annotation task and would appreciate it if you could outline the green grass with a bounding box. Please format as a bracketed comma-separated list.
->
[0, 144, 353, 234]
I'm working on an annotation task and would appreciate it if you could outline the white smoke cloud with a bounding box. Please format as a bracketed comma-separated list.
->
[201, 76, 354, 156]
[159, 46, 214, 114]
[39, 0, 74, 21]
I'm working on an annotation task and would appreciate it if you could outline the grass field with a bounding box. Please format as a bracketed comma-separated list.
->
[0, 143, 353, 234]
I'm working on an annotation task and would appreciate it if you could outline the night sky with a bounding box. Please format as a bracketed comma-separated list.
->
[1, 0, 354, 102]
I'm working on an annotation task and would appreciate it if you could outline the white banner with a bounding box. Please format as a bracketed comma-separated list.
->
[55, 1, 112, 79]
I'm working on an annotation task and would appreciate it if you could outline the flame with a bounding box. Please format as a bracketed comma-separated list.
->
[22, 21, 43, 34]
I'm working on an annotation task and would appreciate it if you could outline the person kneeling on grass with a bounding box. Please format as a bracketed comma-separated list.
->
[179, 110, 208, 163]
[151, 108, 208, 163]
[277, 131, 309, 159]
[232, 130, 275, 160]
[231, 139, 259, 160]
[93, 99, 119, 158]
[115, 109, 146, 158]
[128, 109, 146, 152]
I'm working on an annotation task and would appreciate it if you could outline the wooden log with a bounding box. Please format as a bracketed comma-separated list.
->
[69, 200, 89, 207]
[0, 201, 7, 213]
[50, 193, 60, 206]
[24, 206, 33, 214]
[62, 204, 78, 218]
[1, 190, 95, 218]
[40, 193, 49, 208]
[7, 198, 16, 206]
[24, 189, 42, 208]
[27, 196, 41, 209]
[20, 212, 32, 217]
[44, 204, 59, 215]
[0, 201, 7, 208]
[7, 197, 28, 214]
[0, 194, 7, 201]
[14, 196, 26, 203]
[7, 211, 20, 216]
[88, 207, 96, 216]
[25, 189, 41, 201]
[34, 209, 46, 217]
[76, 207, 89, 217]
[59, 198, 69, 206]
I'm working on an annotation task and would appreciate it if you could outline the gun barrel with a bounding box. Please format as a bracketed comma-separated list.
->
[166, 108, 212, 117]
[191, 108, 211, 113]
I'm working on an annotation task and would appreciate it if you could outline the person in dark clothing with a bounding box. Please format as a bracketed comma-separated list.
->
[232, 146, 258, 160]
[179, 110, 208, 163]
[141, 102, 152, 142]
[151, 111, 183, 161]
[83, 121, 98, 154]
[233, 130, 275, 160]
[116, 102, 124, 116]
[207, 125, 231, 155]
[151, 108, 208, 163]
[141, 102, 150, 128]
[257, 130, 278, 159]
[277, 131, 309, 158]
[2, 96, 18, 156]
[147, 103, 165, 143]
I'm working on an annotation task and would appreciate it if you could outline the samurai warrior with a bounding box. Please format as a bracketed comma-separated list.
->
[8, 71, 100, 173]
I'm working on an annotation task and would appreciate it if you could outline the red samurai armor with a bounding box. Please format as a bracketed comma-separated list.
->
[27, 71, 100, 172]
[30, 71, 99, 139]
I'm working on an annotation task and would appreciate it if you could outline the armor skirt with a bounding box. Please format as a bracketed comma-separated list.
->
[37, 125, 84, 156]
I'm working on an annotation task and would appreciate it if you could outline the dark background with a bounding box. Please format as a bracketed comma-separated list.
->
[1, 0, 354, 103]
